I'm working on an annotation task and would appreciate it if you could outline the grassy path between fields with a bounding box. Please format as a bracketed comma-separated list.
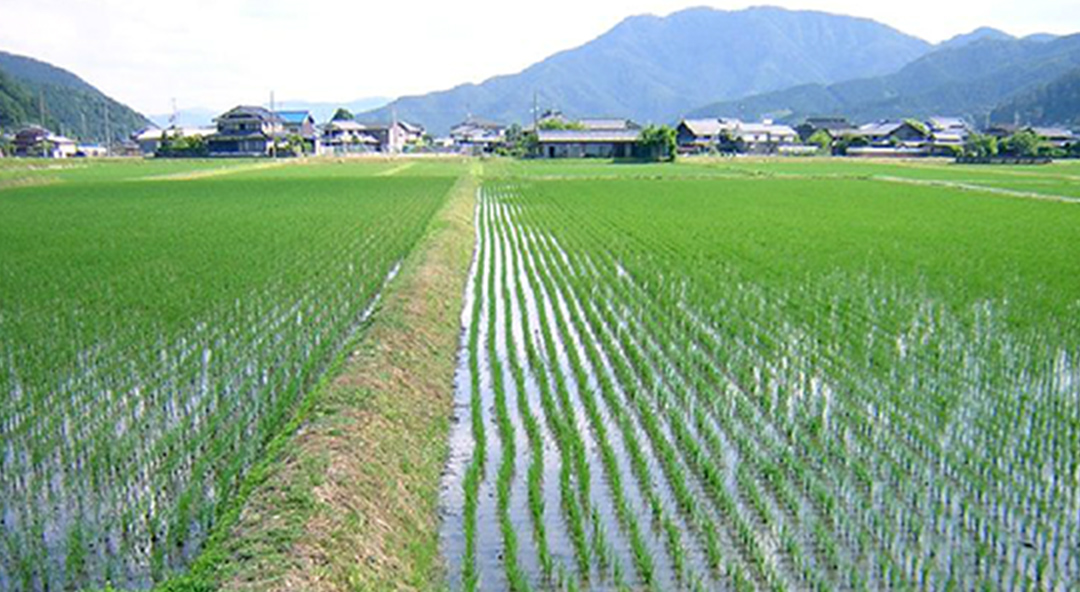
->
[170, 167, 477, 592]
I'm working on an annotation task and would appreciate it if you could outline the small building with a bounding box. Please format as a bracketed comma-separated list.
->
[276, 110, 318, 153]
[676, 118, 739, 153]
[133, 126, 216, 156]
[1031, 127, 1075, 148]
[207, 106, 285, 156]
[75, 144, 108, 158]
[795, 117, 857, 142]
[356, 120, 425, 153]
[733, 122, 800, 154]
[578, 118, 642, 132]
[536, 129, 641, 158]
[926, 117, 972, 151]
[14, 126, 78, 158]
[318, 120, 380, 155]
[854, 121, 931, 148]
[450, 117, 506, 153]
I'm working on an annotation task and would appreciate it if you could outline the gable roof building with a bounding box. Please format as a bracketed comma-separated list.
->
[536, 128, 641, 158]
[208, 105, 285, 156]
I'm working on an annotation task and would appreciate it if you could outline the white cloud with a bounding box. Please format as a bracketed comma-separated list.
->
[0, 0, 1076, 116]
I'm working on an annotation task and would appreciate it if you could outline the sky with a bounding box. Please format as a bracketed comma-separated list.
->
[1, 0, 1077, 116]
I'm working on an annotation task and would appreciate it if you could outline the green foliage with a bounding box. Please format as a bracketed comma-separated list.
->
[156, 133, 209, 158]
[964, 133, 999, 158]
[636, 124, 677, 161]
[331, 107, 354, 121]
[806, 129, 833, 151]
[1002, 129, 1043, 157]
[0, 68, 34, 130]
[991, 66, 1080, 128]
[538, 119, 585, 131]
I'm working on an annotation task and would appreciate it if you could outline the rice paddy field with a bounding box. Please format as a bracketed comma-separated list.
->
[2, 155, 1079, 592]
[0, 158, 462, 591]
[441, 158, 1080, 591]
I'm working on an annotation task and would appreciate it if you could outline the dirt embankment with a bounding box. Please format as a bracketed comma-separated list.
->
[208, 171, 476, 591]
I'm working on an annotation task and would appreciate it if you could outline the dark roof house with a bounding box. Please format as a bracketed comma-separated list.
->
[208, 105, 285, 156]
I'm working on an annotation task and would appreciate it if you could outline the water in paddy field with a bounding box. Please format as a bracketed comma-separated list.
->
[0, 256, 405, 592]
[441, 183, 1080, 592]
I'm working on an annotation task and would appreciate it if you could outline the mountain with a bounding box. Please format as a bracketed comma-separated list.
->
[0, 68, 35, 130]
[938, 27, 1014, 51]
[356, 6, 932, 134]
[0, 50, 149, 142]
[687, 34, 1080, 124]
[990, 67, 1080, 127]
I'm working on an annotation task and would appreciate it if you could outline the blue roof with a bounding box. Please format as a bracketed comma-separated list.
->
[276, 110, 312, 124]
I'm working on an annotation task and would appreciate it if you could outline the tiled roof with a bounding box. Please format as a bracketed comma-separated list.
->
[537, 129, 641, 143]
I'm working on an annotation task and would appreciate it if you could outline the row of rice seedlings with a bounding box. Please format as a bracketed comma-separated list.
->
[482, 194, 530, 592]
[502, 219, 594, 582]
[520, 218, 738, 588]
[587, 258, 846, 591]
[0, 184, 446, 590]
[626, 231, 1062, 587]
[497, 205, 663, 588]
[492, 200, 555, 583]
[514, 192, 894, 587]
[460, 191, 489, 591]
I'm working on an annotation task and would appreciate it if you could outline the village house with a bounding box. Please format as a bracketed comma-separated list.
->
[854, 121, 931, 147]
[926, 117, 972, 151]
[675, 118, 739, 153]
[207, 106, 285, 156]
[578, 118, 642, 132]
[357, 120, 425, 153]
[536, 128, 641, 158]
[794, 117, 857, 142]
[133, 126, 216, 156]
[276, 110, 319, 153]
[676, 118, 800, 154]
[535, 116, 644, 158]
[450, 117, 506, 153]
[318, 120, 379, 155]
[734, 121, 800, 154]
[13, 126, 77, 158]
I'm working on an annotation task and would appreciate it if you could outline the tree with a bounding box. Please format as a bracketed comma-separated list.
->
[331, 108, 354, 121]
[1002, 129, 1043, 157]
[963, 133, 998, 158]
[637, 125, 677, 161]
[538, 119, 584, 131]
[807, 129, 832, 152]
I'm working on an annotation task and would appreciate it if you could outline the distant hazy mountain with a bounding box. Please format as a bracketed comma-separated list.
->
[687, 34, 1080, 125]
[357, 6, 931, 134]
[990, 66, 1080, 127]
[938, 27, 1014, 51]
[0, 50, 149, 142]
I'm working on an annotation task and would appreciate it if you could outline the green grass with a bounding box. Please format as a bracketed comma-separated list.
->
[0, 158, 459, 591]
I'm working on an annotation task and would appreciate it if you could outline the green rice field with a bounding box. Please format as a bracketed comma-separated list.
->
[1, 156, 1078, 591]
[0, 158, 460, 591]
[441, 158, 1080, 591]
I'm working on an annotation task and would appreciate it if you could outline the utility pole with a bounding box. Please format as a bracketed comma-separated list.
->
[532, 91, 539, 131]
[103, 102, 111, 155]
[81, 111, 88, 140]
[391, 104, 399, 154]
[270, 90, 277, 158]
[170, 98, 178, 128]
[39, 90, 46, 127]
